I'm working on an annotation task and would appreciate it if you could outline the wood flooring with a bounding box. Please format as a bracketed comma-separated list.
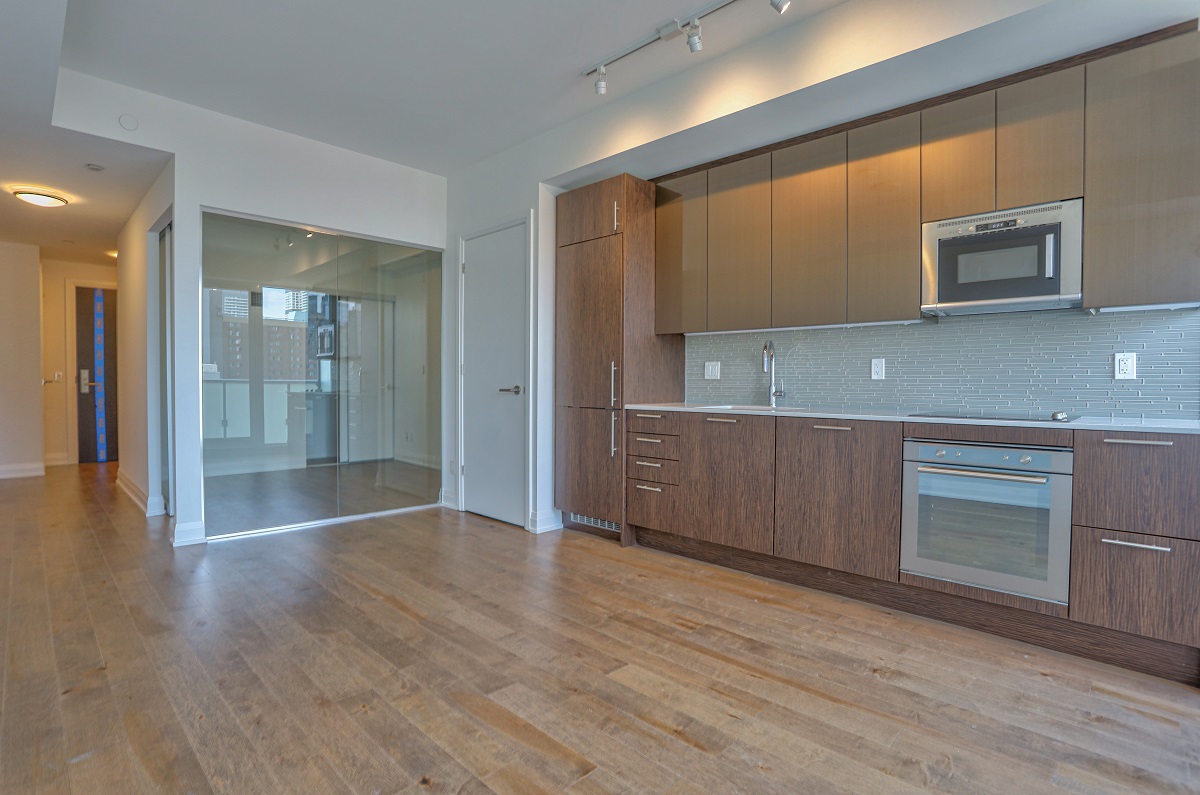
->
[1, 464, 1197, 794]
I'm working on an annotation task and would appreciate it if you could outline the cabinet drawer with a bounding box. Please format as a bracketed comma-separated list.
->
[626, 432, 680, 460]
[626, 455, 680, 486]
[626, 410, 679, 435]
[1069, 526, 1200, 647]
[626, 480, 679, 534]
[1073, 431, 1200, 540]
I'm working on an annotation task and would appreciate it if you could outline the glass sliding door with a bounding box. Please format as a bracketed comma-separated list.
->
[200, 212, 441, 537]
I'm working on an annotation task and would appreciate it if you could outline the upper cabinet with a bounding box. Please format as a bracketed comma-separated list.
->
[996, 66, 1085, 209]
[557, 176, 623, 247]
[921, 92, 997, 222]
[772, 134, 848, 328]
[655, 172, 708, 334]
[847, 113, 922, 324]
[1083, 32, 1200, 309]
[707, 154, 772, 331]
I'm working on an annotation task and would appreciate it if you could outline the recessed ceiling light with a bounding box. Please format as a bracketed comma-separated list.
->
[85, 163, 105, 172]
[13, 190, 68, 208]
[770, 0, 790, 13]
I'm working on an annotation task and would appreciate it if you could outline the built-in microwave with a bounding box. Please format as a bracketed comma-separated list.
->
[921, 198, 1082, 317]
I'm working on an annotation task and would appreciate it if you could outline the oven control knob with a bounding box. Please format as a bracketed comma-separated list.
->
[935, 449, 946, 458]
[1020, 455, 1032, 465]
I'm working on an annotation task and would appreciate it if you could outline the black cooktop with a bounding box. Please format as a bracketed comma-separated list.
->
[908, 410, 1077, 424]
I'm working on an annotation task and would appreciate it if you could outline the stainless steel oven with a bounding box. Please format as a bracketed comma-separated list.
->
[901, 439, 1073, 604]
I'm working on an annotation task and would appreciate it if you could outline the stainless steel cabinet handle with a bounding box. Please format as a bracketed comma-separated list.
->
[613, 201, 619, 232]
[1101, 538, 1172, 553]
[813, 425, 851, 432]
[1045, 231, 1056, 279]
[706, 417, 738, 424]
[498, 385, 522, 395]
[610, 361, 617, 406]
[1102, 438, 1174, 447]
[610, 412, 617, 458]
[635, 484, 662, 493]
[635, 460, 662, 468]
[635, 413, 662, 419]
[635, 437, 662, 443]
[916, 465, 1048, 485]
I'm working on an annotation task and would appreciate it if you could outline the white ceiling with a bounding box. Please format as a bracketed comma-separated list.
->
[60, 0, 844, 176]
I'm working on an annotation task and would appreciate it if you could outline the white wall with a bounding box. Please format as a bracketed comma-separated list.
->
[56, 74, 447, 543]
[0, 240, 45, 478]
[39, 258, 118, 465]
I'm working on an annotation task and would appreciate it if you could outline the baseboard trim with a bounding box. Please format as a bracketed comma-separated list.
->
[44, 453, 71, 467]
[172, 521, 207, 547]
[116, 469, 150, 514]
[440, 488, 460, 510]
[527, 508, 563, 534]
[0, 462, 45, 479]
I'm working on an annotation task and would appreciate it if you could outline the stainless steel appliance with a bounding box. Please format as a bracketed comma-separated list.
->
[921, 198, 1082, 316]
[901, 438, 1073, 604]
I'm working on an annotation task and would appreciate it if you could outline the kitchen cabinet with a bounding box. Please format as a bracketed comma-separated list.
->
[677, 412, 775, 554]
[774, 417, 902, 580]
[555, 174, 684, 543]
[1070, 525, 1200, 647]
[1073, 430, 1200, 541]
[707, 154, 772, 331]
[847, 113, 922, 324]
[655, 172, 708, 334]
[921, 92, 997, 223]
[996, 66, 1085, 209]
[1083, 32, 1200, 309]
[772, 133, 848, 328]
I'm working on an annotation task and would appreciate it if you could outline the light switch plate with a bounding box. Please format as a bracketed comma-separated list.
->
[704, 361, 720, 380]
[871, 358, 886, 380]
[1115, 352, 1137, 380]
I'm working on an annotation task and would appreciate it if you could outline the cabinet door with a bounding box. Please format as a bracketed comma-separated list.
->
[1084, 32, 1200, 309]
[847, 113, 922, 324]
[772, 133, 848, 328]
[1073, 431, 1200, 541]
[655, 173, 708, 334]
[555, 407, 622, 525]
[557, 175, 623, 247]
[678, 413, 775, 554]
[774, 418, 901, 580]
[1070, 526, 1200, 647]
[555, 235, 622, 409]
[921, 91, 996, 222]
[996, 66, 1084, 209]
[707, 154, 772, 331]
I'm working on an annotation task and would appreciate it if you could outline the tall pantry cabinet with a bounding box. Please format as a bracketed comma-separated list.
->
[555, 174, 684, 545]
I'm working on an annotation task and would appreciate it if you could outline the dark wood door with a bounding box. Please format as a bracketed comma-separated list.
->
[76, 287, 119, 463]
[678, 413, 775, 554]
[1070, 525, 1200, 647]
[555, 235, 623, 409]
[556, 176, 623, 247]
[1073, 431, 1200, 541]
[774, 418, 901, 580]
[706, 154, 772, 331]
[554, 406, 622, 524]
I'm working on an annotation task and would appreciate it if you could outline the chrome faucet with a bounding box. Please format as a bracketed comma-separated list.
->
[762, 341, 783, 408]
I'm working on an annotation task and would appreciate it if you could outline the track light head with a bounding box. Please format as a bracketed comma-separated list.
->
[686, 20, 702, 53]
[770, 0, 790, 13]
[594, 65, 607, 95]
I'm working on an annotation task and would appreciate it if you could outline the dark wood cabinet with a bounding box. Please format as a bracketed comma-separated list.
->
[996, 66, 1085, 209]
[1070, 525, 1200, 647]
[677, 413, 775, 554]
[774, 418, 902, 580]
[655, 172, 708, 334]
[707, 154, 772, 331]
[555, 234, 623, 410]
[847, 113, 922, 324]
[626, 479, 680, 535]
[554, 407, 622, 525]
[1073, 430, 1200, 541]
[1084, 32, 1200, 309]
[556, 176, 622, 247]
[771, 133, 848, 328]
[921, 91, 997, 223]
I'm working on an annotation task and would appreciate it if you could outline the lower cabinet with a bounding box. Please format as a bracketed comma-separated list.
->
[626, 479, 680, 535]
[555, 406, 622, 525]
[774, 417, 902, 581]
[1069, 525, 1200, 647]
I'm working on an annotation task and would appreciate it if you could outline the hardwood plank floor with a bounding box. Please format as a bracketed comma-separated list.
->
[0, 464, 1197, 794]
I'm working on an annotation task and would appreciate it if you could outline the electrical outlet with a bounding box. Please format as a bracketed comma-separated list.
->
[1115, 352, 1137, 380]
[704, 361, 720, 380]
[871, 358, 886, 380]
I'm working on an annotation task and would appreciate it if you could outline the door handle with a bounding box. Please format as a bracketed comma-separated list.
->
[610, 361, 617, 406]
[498, 385, 522, 395]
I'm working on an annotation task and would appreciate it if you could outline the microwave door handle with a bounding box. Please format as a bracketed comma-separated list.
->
[1045, 232, 1056, 279]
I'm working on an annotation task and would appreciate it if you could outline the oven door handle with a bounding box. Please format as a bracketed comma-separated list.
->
[916, 465, 1048, 485]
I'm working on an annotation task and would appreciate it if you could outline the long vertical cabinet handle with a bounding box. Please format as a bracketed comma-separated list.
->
[610, 361, 617, 406]
[610, 411, 617, 458]
[613, 201, 619, 232]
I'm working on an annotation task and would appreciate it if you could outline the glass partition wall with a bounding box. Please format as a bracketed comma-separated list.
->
[201, 212, 442, 537]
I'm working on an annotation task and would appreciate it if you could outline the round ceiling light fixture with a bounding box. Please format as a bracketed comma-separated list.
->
[13, 190, 68, 208]
[770, 0, 791, 13]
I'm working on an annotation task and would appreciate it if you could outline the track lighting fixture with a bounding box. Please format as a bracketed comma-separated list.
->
[686, 20, 702, 52]
[770, 0, 790, 13]
[595, 65, 608, 95]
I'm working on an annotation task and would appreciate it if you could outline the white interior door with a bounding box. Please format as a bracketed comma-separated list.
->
[463, 222, 528, 527]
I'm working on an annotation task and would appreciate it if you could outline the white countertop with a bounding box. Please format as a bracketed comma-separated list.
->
[624, 403, 1200, 435]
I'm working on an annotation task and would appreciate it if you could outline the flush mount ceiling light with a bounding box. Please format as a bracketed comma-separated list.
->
[686, 20, 703, 52]
[594, 65, 608, 95]
[770, 0, 790, 12]
[13, 190, 68, 207]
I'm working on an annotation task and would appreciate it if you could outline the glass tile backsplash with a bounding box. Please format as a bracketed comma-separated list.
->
[685, 308, 1200, 418]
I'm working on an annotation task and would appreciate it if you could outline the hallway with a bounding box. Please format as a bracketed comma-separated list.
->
[0, 466, 1197, 793]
